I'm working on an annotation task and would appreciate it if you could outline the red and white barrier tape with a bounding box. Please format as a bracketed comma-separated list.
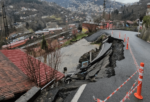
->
[93, 70, 138, 102]
[120, 80, 138, 101]
[128, 42, 140, 71]
[92, 35, 140, 102]
[120, 81, 141, 102]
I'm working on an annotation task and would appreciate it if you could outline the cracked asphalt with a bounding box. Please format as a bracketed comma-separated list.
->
[67, 30, 150, 102]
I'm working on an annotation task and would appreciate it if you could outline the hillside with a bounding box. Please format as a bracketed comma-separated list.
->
[1, 0, 86, 31]
[111, 0, 149, 21]
[45, 0, 124, 9]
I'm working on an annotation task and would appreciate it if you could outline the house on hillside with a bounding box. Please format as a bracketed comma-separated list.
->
[69, 24, 76, 29]
[21, 7, 28, 11]
[46, 22, 58, 28]
[9, 5, 13, 8]
[82, 22, 98, 33]
[43, 27, 63, 34]
[41, 16, 49, 19]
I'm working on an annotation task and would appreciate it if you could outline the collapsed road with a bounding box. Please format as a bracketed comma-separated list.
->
[34, 30, 150, 102]
[34, 31, 126, 102]
[66, 30, 150, 102]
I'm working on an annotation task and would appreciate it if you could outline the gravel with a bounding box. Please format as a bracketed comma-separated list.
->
[58, 39, 99, 73]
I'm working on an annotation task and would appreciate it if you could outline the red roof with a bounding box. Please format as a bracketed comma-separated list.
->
[2, 39, 28, 49]
[126, 20, 134, 24]
[0, 51, 35, 101]
[1, 49, 64, 86]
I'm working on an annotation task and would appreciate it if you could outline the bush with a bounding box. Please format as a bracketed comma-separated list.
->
[41, 35, 48, 50]
[62, 40, 71, 47]
[143, 16, 150, 28]
[126, 27, 131, 31]
[71, 33, 88, 41]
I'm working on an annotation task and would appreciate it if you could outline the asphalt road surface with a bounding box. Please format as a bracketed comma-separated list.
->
[69, 30, 150, 102]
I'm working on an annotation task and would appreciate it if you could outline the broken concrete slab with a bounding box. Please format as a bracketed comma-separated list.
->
[15, 86, 41, 102]
[91, 42, 112, 63]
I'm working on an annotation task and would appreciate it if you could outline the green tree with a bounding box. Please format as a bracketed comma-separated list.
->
[143, 16, 150, 28]
[78, 24, 82, 31]
[41, 35, 48, 50]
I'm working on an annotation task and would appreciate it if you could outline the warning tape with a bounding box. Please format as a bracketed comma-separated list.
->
[93, 35, 140, 102]
[93, 70, 138, 102]
[120, 81, 141, 102]
[120, 80, 138, 101]
[128, 43, 140, 71]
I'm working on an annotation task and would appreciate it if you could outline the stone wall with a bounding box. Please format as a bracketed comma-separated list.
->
[140, 25, 150, 42]
[140, 3, 150, 42]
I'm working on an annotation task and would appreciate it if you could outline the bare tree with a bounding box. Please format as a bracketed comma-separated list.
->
[21, 48, 42, 86]
[21, 39, 62, 87]
[72, 29, 78, 39]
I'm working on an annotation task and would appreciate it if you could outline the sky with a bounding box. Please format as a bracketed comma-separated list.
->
[115, 0, 139, 3]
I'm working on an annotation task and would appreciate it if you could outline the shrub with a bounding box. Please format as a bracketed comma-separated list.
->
[41, 35, 48, 50]
[143, 16, 150, 28]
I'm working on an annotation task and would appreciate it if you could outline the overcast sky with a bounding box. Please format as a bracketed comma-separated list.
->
[116, 0, 139, 3]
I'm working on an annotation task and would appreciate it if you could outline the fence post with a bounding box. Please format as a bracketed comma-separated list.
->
[134, 62, 144, 99]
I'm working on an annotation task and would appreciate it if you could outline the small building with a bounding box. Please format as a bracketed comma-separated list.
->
[69, 24, 76, 29]
[82, 22, 98, 33]
[46, 22, 58, 28]
[43, 27, 63, 32]
[35, 30, 50, 36]
[9, 5, 13, 8]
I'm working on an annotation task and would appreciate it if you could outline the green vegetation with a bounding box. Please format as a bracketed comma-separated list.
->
[55, 17, 61, 21]
[143, 16, 150, 28]
[50, 15, 61, 21]
[62, 33, 88, 47]
[50, 15, 56, 19]
[92, 35, 106, 46]
[125, 27, 131, 31]
[62, 40, 71, 47]
[71, 33, 88, 41]
[29, 29, 34, 33]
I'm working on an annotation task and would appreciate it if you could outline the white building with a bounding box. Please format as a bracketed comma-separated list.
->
[43, 27, 63, 32]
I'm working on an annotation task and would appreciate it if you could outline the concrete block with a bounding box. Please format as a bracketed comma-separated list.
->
[15, 86, 41, 102]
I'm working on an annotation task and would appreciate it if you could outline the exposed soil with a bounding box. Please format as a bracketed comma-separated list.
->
[106, 40, 125, 77]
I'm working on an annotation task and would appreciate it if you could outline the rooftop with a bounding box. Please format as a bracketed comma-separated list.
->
[0, 51, 35, 101]
[0, 49, 64, 101]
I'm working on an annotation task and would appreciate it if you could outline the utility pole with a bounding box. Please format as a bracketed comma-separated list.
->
[109, 5, 111, 20]
[109, 5, 111, 29]
[1, 1, 10, 48]
[103, 0, 106, 19]
[103, 0, 106, 29]
[2, 1, 9, 42]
